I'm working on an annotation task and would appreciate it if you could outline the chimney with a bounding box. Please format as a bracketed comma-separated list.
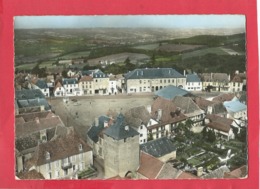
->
[95, 117, 99, 127]
[137, 71, 139, 76]
[197, 167, 203, 177]
[157, 109, 162, 121]
[40, 105, 45, 112]
[146, 105, 151, 114]
[183, 70, 186, 76]
[104, 120, 108, 128]
[35, 117, 40, 124]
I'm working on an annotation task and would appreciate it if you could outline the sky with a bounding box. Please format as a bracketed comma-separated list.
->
[14, 15, 245, 29]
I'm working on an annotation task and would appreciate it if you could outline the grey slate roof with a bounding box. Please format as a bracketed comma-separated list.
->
[16, 89, 45, 100]
[186, 74, 201, 83]
[200, 73, 229, 82]
[125, 68, 185, 80]
[103, 114, 139, 140]
[87, 116, 111, 143]
[80, 69, 108, 78]
[15, 89, 50, 110]
[154, 85, 192, 100]
[140, 137, 176, 158]
[35, 80, 48, 89]
[62, 78, 77, 85]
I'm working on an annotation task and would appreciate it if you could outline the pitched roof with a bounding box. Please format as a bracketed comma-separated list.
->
[157, 163, 182, 179]
[17, 169, 45, 180]
[16, 115, 64, 137]
[62, 78, 78, 85]
[35, 80, 48, 89]
[194, 97, 214, 111]
[87, 116, 112, 143]
[212, 93, 235, 103]
[15, 89, 45, 100]
[125, 68, 185, 80]
[209, 102, 227, 115]
[205, 114, 233, 133]
[79, 75, 93, 82]
[223, 99, 247, 113]
[202, 166, 230, 179]
[124, 106, 151, 128]
[140, 137, 176, 158]
[172, 96, 204, 116]
[154, 85, 192, 100]
[54, 81, 63, 91]
[151, 97, 187, 124]
[16, 111, 54, 122]
[200, 73, 229, 82]
[176, 171, 198, 179]
[16, 99, 51, 111]
[103, 114, 139, 140]
[231, 73, 246, 83]
[28, 131, 92, 166]
[186, 74, 201, 83]
[137, 152, 164, 179]
[224, 165, 247, 178]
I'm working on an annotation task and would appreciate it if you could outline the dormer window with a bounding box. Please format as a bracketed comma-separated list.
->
[45, 151, 50, 160]
[78, 144, 83, 151]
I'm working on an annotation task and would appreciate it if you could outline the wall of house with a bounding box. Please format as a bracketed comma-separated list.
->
[185, 82, 202, 91]
[93, 78, 109, 95]
[36, 151, 93, 179]
[229, 82, 243, 92]
[138, 125, 148, 144]
[108, 80, 118, 95]
[40, 88, 50, 97]
[54, 87, 65, 97]
[103, 134, 139, 178]
[79, 81, 94, 95]
[126, 78, 186, 93]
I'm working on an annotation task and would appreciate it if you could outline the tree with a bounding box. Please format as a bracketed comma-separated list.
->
[62, 70, 68, 78]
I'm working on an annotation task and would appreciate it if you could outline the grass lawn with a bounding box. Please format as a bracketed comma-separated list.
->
[132, 43, 160, 50]
[16, 63, 37, 70]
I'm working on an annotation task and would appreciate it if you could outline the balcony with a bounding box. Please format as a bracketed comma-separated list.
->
[62, 162, 72, 170]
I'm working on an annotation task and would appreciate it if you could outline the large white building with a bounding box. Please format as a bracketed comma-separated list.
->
[124, 68, 186, 94]
[185, 73, 202, 91]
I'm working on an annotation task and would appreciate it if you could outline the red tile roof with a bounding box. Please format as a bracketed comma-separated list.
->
[205, 114, 233, 133]
[137, 152, 164, 179]
[17, 169, 45, 179]
[212, 93, 235, 103]
[79, 75, 93, 82]
[224, 165, 247, 178]
[177, 171, 198, 179]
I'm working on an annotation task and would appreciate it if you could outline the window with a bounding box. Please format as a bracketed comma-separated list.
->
[45, 152, 50, 160]
[78, 144, 83, 151]
[160, 80, 162, 83]
[140, 134, 143, 137]
[168, 79, 170, 83]
[140, 125, 143, 130]
[55, 160, 59, 168]
[139, 80, 142, 84]
[46, 163, 51, 171]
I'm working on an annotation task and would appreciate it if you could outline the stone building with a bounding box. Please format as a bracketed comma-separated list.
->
[103, 114, 140, 178]
[124, 68, 186, 93]
[78, 75, 94, 95]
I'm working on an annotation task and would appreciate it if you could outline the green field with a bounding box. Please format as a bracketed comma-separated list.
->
[182, 47, 229, 59]
[16, 63, 37, 70]
[132, 43, 160, 50]
[59, 51, 90, 59]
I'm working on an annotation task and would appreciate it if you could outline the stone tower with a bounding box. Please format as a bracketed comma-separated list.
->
[103, 114, 140, 178]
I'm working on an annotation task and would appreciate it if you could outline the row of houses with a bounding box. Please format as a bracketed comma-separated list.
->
[16, 68, 246, 98]
[86, 85, 247, 178]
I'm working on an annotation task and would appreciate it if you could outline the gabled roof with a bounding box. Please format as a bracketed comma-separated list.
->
[16, 115, 64, 137]
[212, 93, 235, 103]
[87, 116, 112, 143]
[231, 73, 246, 83]
[176, 171, 198, 179]
[16, 98, 51, 111]
[223, 99, 247, 113]
[224, 165, 247, 178]
[125, 68, 185, 80]
[103, 114, 139, 140]
[137, 152, 164, 179]
[62, 78, 78, 85]
[200, 73, 229, 82]
[186, 74, 201, 83]
[124, 106, 151, 128]
[205, 114, 233, 133]
[154, 85, 192, 100]
[194, 97, 214, 111]
[35, 80, 48, 89]
[172, 96, 204, 116]
[54, 81, 63, 91]
[15, 89, 45, 100]
[209, 102, 227, 115]
[202, 166, 230, 179]
[157, 163, 182, 179]
[151, 97, 187, 124]
[140, 137, 176, 158]
[28, 131, 92, 167]
[17, 170, 45, 180]
[79, 75, 93, 82]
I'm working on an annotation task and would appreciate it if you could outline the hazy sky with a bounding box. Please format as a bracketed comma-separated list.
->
[14, 15, 245, 29]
